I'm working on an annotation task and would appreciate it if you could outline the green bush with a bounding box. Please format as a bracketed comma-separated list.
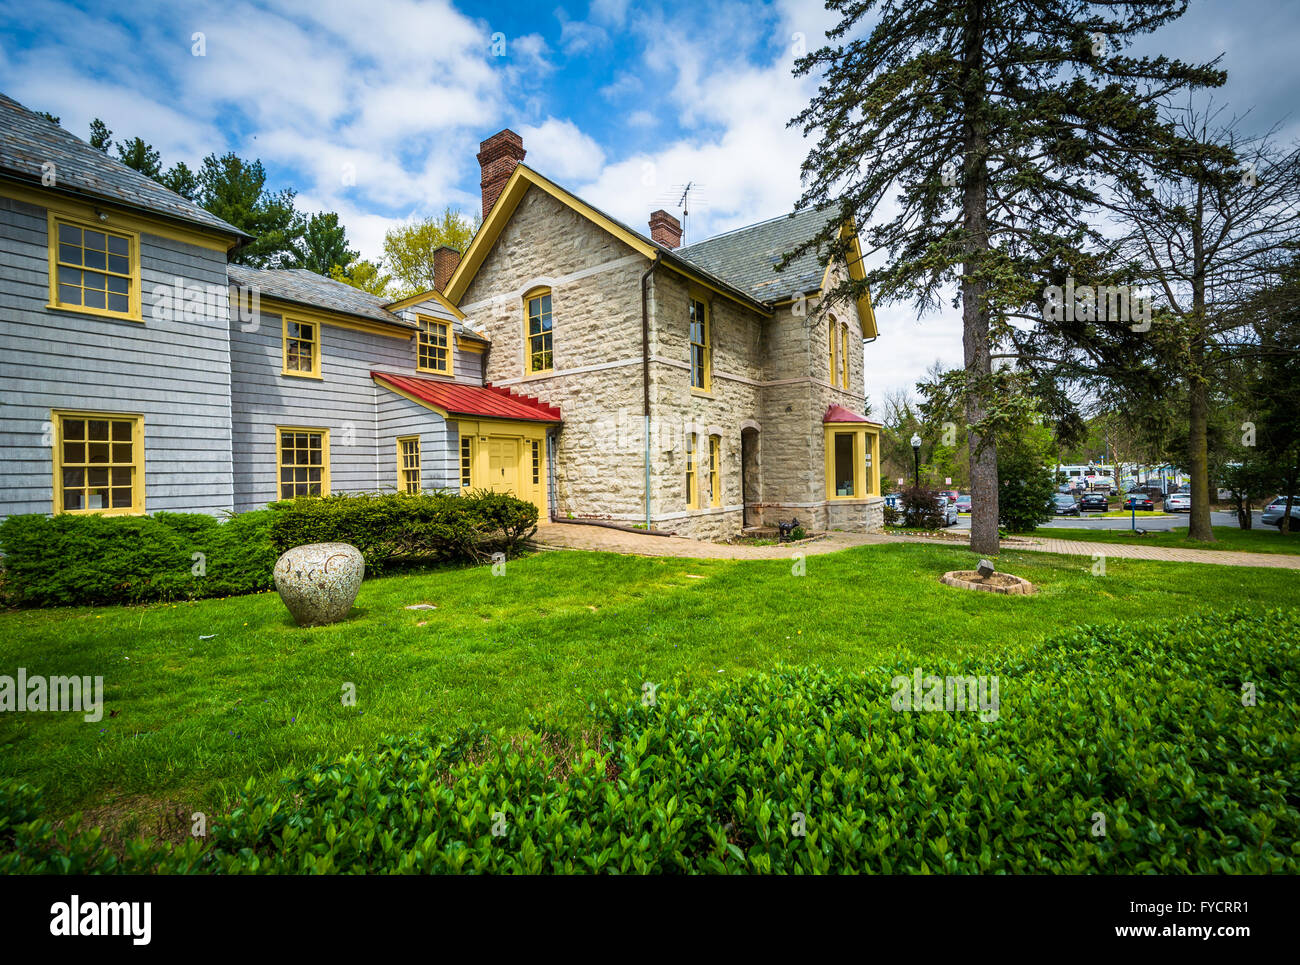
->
[4, 609, 1295, 874]
[267, 490, 538, 572]
[997, 439, 1057, 533]
[900, 486, 944, 528]
[0, 511, 278, 607]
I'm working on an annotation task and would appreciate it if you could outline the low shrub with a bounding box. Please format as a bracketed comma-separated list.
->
[899, 486, 944, 528]
[882, 504, 900, 526]
[267, 490, 538, 572]
[3, 609, 1296, 874]
[0, 511, 277, 607]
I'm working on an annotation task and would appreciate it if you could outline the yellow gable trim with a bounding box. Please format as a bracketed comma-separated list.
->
[256, 296, 413, 340]
[384, 287, 466, 319]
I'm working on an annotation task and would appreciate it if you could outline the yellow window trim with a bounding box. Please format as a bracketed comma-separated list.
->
[823, 424, 881, 500]
[46, 212, 143, 322]
[3, 183, 239, 253]
[828, 316, 838, 387]
[281, 314, 322, 379]
[523, 286, 554, 376]
[841, 322, 850, 388]
[685, 433, 699, 510]
[396, 435, 421, 493]
[275, 426, 331, 499]
[50, 409, 146, 516]
[708, 434, 722, 508]
[459, 434, 475, 491]
[416, 315, 454, 376]
[689, 294, 711, 394]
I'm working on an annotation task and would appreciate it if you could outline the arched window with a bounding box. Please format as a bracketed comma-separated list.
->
[841, 322, 850, 388]
[523, 287, 553, 374]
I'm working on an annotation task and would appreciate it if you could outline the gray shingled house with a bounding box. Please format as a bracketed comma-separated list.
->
[0, 95, 882, 535]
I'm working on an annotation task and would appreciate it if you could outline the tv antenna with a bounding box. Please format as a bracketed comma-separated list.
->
[678, 182, 694, 245]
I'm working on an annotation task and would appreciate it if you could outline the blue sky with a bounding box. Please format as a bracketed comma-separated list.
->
[1, 0, 1295, 400]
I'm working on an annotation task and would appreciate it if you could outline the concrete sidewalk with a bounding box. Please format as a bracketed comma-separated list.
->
[530, 521, 1300, 569]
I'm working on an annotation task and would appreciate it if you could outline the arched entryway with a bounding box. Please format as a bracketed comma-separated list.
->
[740, 424, 760, 527]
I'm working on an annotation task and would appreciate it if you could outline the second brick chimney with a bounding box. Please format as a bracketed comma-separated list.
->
[477, 129, 526, 221]
[433, 245, 461, 292]
[649, 209, 682, 249]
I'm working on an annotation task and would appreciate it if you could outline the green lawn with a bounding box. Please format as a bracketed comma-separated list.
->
[1, 542, 1295, 828]
[1037, 525, 1300, 555]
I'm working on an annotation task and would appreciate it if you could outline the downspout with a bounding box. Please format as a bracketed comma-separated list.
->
[641, 252, 661, 532]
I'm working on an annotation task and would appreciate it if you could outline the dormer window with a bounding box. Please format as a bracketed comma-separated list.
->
[417, 316, 453, 375]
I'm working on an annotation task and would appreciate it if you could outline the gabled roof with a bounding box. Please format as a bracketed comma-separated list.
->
[676, 207, 829, 303]
[444, 164, 772, 316]
[228, 265, 415, 330]
[0, 93, 246, 241]
[372, 372, 562, 423]
[824, 404, 882, 426]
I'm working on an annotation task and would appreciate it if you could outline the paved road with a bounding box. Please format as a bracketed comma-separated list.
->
[953, 510, 1257, 532]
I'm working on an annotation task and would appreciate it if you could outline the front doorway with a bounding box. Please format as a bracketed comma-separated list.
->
[487, 437, 520, 494]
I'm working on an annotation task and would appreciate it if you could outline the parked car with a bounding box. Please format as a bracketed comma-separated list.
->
[1124, 492, 1155, 511]
[1164, 492, 1191, 512]
[939, 490, 960, 504]
[1261, 496, 1300, 529]
[954, 493, 972, 513]
[936, 496, 959, 527]
[1079, 492, 1108, 512]
[1049, 493, 1081, 516]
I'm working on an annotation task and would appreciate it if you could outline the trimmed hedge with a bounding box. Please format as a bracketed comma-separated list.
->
[3, 609, 1296, 873]
[0, 511, 278, 607]
[0, 491, 538, 607]
[266, 490, 538, 571]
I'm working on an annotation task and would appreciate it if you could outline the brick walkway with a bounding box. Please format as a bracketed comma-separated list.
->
[530, 521, 1300, 569]
[529, 522, 891, 559]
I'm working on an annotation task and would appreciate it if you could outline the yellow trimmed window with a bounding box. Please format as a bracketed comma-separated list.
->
[397, 435, 421, 493]
[525, 288, 553, 374]
[824, 425, 881, 499]
[417, 316, 452, 375]
[277, 427, 329, 498]
[841, 322, 850, 388]
[51, 217, 138, 318]
[531, 439, 541, 486]
[828, 317, 838, 386]
[460, 436, 474, 489]
[708, 434, 722, 507]
[685, 433, 699, 509]
[53, 411, 144, 514]
[282, 317, 320, 377]
[689, 297, 710, 392]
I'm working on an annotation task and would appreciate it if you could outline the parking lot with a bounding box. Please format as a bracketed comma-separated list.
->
[951, 508, 1261, 531]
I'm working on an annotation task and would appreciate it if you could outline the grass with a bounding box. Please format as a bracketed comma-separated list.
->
[1036, 525, 1300, 555]
[1, 542, 1296, 829]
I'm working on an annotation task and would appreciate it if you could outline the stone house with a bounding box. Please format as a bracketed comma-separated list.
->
[445, 130, 885, 538]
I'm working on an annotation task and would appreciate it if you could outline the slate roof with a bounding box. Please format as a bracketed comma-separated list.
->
[227, 265, 415, 329]
[372, 372, 562, 423]
[676, 207, 830, 304]
[0, 93, 246, 239]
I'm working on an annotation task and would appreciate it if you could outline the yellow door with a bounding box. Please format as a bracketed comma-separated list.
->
[487, 437, 519, 494]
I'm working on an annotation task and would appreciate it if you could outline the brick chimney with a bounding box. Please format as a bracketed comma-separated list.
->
[433, 245, 460, 292]
[649, 209, 682, 249]
[477, 129, 526, 220]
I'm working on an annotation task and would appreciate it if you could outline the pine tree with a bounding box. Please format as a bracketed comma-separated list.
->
[790, 0, 1223, 553]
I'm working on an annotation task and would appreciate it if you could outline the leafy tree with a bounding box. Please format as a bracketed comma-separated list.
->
[199, 152, 304, 268]
[997, 422, 1058, 534]
[291, 212, 358, 277]
[789, 0, 1222, 554]
[330, 259, 394, 298]
[383, 207, 477, 296]
[115, 137, 162, 179]
[88, 118, 112, 153]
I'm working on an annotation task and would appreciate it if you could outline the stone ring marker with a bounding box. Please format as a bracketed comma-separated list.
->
[273, 542, 365, 626]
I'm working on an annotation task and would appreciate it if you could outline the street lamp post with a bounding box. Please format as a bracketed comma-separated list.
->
[910, 433, 922, 489]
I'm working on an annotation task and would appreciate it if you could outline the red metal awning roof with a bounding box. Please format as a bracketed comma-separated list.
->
[372, 372, 562, 423]
[824, 403, 882, 425]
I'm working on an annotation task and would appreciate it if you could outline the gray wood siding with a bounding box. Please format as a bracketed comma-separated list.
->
[378, 396, 459, 492]
[0, 196, 233, 518]
[230, 309, 455, 511]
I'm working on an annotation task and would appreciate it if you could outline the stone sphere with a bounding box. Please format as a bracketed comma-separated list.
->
[273, 542, 365, 626]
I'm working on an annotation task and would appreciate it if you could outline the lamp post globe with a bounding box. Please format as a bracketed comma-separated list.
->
[910, 434, 922, 489]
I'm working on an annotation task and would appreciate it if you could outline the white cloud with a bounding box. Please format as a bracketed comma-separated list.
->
[518, 117, 608, 182]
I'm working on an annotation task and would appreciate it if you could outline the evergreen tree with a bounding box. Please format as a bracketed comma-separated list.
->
[291, 212, 359, 277]
[198, 152, 304, 268]
[789, 0, 1223, 553]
